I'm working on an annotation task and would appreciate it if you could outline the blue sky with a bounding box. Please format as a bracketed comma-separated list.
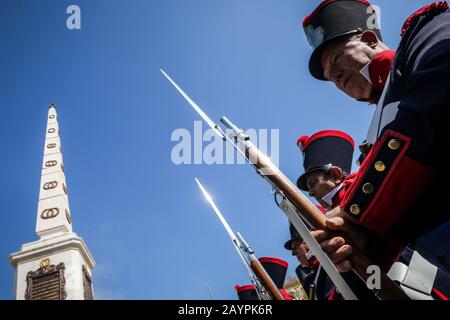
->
[0, 0, 435, 300]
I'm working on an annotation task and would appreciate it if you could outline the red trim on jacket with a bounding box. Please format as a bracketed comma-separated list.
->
[401, 1, 449, 36]
[341, 130, 437, 234]
[259, 257, 289, 268]
[432, 288, 449, 300]
[327, 287, 337, 300]
[297, 130, 355, 150]
[324, 170, 404, 270]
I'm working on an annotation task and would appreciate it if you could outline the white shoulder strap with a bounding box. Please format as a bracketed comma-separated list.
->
[366, 73, 391, 144]
[387, 251, 438, 300]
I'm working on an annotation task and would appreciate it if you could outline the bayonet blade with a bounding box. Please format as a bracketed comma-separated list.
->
[195, 178, 259, 289]
[195, 177, 236, 242]
[161, 69, 225, 140]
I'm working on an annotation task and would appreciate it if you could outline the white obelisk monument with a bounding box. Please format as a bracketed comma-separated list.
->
[9, 104, 95, 300]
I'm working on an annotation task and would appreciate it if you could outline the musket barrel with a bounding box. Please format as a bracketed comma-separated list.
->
[220, 116, 238, 132]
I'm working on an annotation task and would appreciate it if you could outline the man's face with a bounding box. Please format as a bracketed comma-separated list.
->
[321, 37, 373, 100]
[291, 239, 304, 260]
[306, 171, 338, 206]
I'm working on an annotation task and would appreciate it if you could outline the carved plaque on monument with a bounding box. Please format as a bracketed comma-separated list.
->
[25, 261, 67, 300]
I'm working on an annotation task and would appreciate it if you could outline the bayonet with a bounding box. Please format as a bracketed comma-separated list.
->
[161, 70, 226, 140]
[195, 178, 284, 300]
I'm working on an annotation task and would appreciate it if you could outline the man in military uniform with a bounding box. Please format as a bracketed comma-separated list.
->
[284, 223, 318, 299]
[289, 129, 357, 275]
[291, 129, 450, 299]
[285, 130, 378, 300]
[300, 0, 450, 298]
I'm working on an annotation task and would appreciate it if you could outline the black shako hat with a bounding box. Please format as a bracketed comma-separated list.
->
[303, 0, 382, 80]
[296, 130, 355, 191]
[284, 223, 302, 250]
[235, 257, 289, 299]
[235, 285, 259, 300]
[258, 257, 289, 289]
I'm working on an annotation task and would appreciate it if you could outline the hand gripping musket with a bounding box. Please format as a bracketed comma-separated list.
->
[161, 69, 410, 300]
[195, 178, 285, 300]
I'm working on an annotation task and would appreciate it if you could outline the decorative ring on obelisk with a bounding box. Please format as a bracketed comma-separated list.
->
[41, 208, 60, 219]
[47, 143, 57, 149]
[48, 128, 56, 134]
[43, 181, 58, 190]
[45, 160, 58, 167]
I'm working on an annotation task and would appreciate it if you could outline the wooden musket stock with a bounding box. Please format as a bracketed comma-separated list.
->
[249, 259, 285, 300]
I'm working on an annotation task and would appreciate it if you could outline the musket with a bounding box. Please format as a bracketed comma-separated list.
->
[195, 178, 285, 300]
[162, 69, 409, 300]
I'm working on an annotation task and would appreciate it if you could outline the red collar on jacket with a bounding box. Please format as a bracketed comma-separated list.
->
[359, 50, 396, 104]
[369, 50, 396, 94]
[331, 173, 358, 208]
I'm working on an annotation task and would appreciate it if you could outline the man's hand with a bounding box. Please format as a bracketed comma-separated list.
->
[321, 206, 369, 272]
[310, 229, 353, 272]
[295, 206, 369, 272]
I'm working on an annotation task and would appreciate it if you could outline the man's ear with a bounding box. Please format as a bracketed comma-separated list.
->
[329, 166, 344, 184]
[360, 30, 379, 49]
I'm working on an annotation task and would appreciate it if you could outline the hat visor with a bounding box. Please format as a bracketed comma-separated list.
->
[296, 166, 330, 191]
[284, 240, 293, 250]
[284, 237, 303, 250]
[296, 172, 310, 191]
[308, 30, 362, 81]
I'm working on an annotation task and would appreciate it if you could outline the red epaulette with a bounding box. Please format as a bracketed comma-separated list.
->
[401, 1, 449, 37]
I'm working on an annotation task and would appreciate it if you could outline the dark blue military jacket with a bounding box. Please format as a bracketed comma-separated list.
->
[341, 5, 450, 274]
